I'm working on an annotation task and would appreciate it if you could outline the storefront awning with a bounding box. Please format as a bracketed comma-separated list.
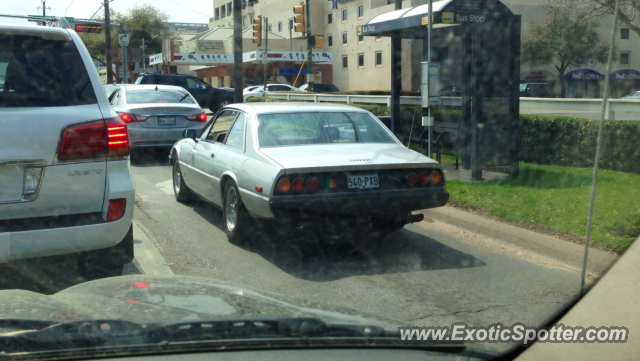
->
[564, 69, 604, 81]
[610, 69, 640, 81]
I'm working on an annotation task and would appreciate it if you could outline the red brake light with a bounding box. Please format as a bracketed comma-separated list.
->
[186, 113, 208, 122]
[118, 112, 146, 123]
[107, 198, 126, 222]
[58, 118, 130, 161]
[406, 172, 418, 186]
[418, 172, 429, 185]
[306, 177, 319, 191]
[292, 178, 305, 192]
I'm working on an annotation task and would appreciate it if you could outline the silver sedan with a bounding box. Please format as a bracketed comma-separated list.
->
[169, 103, 449, 243]
[109, 85, 208, 148]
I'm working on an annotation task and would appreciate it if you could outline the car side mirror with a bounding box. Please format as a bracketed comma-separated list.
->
[183, 129, 197, 139]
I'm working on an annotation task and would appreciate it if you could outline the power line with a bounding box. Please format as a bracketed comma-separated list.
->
[163, 0, 211, 18]
[64, 0, 75, 16]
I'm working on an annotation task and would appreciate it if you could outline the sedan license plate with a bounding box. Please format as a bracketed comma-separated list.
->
[347, 174, 379, 189]
[158, 116, 176, 125]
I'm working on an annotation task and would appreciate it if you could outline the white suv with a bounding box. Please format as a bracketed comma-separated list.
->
[0, 23, 135, 279]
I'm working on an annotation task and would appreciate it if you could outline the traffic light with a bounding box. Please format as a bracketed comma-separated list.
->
[252, 16, 262, 45]
[293, 5, 306, 33]
[311, 36, 323, 48]
[75, 25, 102, 33]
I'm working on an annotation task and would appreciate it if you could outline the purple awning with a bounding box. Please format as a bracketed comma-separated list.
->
[564, 68, 604, 81]
[610, 69, 640, 81]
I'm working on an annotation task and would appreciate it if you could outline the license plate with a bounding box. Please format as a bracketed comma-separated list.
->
[347, 174, 379, 189]
[158, 116, 176, 125]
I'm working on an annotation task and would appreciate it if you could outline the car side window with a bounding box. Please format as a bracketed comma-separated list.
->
[205, 110, 238, 143]
[187, 77, 209, 90]
[111, 89, 121, 105]
[108, 89, 118, 104]
[224, 113, 246, 149]
[266, 85, 276, 91]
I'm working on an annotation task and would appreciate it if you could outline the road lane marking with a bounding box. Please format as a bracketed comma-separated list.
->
[156, 179, 174, 195]
[133, 222, 173, 275]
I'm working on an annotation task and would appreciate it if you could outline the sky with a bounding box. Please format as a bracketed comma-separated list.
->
[0, 0, 214, 24]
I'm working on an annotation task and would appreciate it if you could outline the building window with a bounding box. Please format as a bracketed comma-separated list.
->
[387, 0, 394, 4]
[268, 24, 272, 32]
[328, 35, 333, 46]
[227, 2, 232, 14]
[215, 8, 220, 20]
[242, 17, 246, 26]
[342, 9, 347, 21]
[621, 28, 630, 39]
[342, 32, 347, 45]
[358, 34, 364, 42]
[328, 13, 333, 24]
[375, 51, 382, 66]
[221, 6, 226, 18]
[278, 22, 282, 32]
[342, 55, 348, 69]
[358, 4, 364, 18]
[289, 19, 293, 30]
[358, 53, 364, 68]
[376, 35, 382, 41]
[620, 52, 630, 65]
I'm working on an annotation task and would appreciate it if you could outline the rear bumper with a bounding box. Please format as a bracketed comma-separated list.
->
[269, 188, 449, 219]
[128, 123, 206, 148]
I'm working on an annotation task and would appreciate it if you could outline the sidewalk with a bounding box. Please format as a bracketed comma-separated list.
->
[440, 163, 508, 181]
[417, 206, 619, 276]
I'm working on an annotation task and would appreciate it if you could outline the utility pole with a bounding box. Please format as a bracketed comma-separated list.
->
[141, 38, 146, 73]
[427, 0, 433, 158]
[105, 0, 114, 84]
[305, 0, 313, 92]
[263, 17, 268, 91]
[37, 0, 51, 26]
[233, 0, 243, 103]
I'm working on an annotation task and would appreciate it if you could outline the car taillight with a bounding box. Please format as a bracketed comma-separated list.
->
[118, 112, 148, 123]
[292, 178, 305, 192]
[406, 172, 418, 186]
[306, 177, 319, 192]
[58, 118, 130, 161]
[430, 170, 443, 185]
[107, 198, 126, 222]
[277, 178, 291, 193]
[186, 113, 207, 122]
[419, 172, 430, 185]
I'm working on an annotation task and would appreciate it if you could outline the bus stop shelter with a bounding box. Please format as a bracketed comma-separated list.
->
[361, 0, 521, 179]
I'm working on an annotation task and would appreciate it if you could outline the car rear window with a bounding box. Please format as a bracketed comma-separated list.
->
[126, 89, 196, 104]
[0, 33, 97, 107]
[257, 112, 397, 147]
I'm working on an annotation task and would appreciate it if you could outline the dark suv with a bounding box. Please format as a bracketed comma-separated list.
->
[135, 74, 234, 111]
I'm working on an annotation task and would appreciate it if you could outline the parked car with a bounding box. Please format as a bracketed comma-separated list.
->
[243, 85, 261, 94]
[519, 83, 552, 97]
[243, 84, 300, 102]
[169, 103, 449, 243]
[621, 91, 640, 99]
[108, 85, 208, 149]
[0, 22, 134, 279]
[135, 73, 233, 111]
[298, 83, 340, 93]
[104, 84, 119, 98]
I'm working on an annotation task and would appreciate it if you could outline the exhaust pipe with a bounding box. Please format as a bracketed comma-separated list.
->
[406, 213, 424, 224]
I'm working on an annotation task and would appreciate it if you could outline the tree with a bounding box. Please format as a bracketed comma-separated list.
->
[550, 0, 640, 38]
[521, 6, 612, 97]
[78, 5, 180, 60]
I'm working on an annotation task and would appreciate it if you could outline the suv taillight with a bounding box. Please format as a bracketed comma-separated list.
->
[58, 118, 130, 161]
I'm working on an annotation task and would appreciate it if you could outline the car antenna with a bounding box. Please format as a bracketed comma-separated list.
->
[155, 86, 159, 91]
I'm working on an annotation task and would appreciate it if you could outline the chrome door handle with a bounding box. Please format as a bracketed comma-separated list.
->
[210, 153, 215, 158]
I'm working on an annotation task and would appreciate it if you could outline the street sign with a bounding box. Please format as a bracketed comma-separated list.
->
[27, 15, 55, 22]
[117, 29, 130, 34]
[65, 17, 74, 25]
[118, 34, 129, 47]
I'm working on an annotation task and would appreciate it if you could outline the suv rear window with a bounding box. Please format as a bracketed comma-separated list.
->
[0, 34, 97, 107]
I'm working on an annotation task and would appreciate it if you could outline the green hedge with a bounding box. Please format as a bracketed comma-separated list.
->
[519, 115, 640, 173]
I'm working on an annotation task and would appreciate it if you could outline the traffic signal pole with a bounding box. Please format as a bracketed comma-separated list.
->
[305, 0, 313, 92]
[104, 0, 114, 84]
[263, 17, 268, 91]
[121, 22, 128, 84]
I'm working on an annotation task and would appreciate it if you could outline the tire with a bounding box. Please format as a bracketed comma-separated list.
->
[173, 159, 195, 202]
[77, 225, 133, 281]
[222, 181, 251, 243]
[218, 98, 231, 109]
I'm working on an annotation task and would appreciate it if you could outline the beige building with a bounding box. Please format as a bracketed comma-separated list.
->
[197, 0, 640, 96]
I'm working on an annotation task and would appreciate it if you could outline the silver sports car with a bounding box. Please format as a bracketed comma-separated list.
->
[169, 103, 449, 243]
[109, 84, 208, 148]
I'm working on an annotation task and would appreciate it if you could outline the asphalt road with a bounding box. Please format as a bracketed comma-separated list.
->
[126, 150, 582, 329]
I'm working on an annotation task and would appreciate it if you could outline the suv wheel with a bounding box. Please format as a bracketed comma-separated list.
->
[218, 99, 230, 109]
